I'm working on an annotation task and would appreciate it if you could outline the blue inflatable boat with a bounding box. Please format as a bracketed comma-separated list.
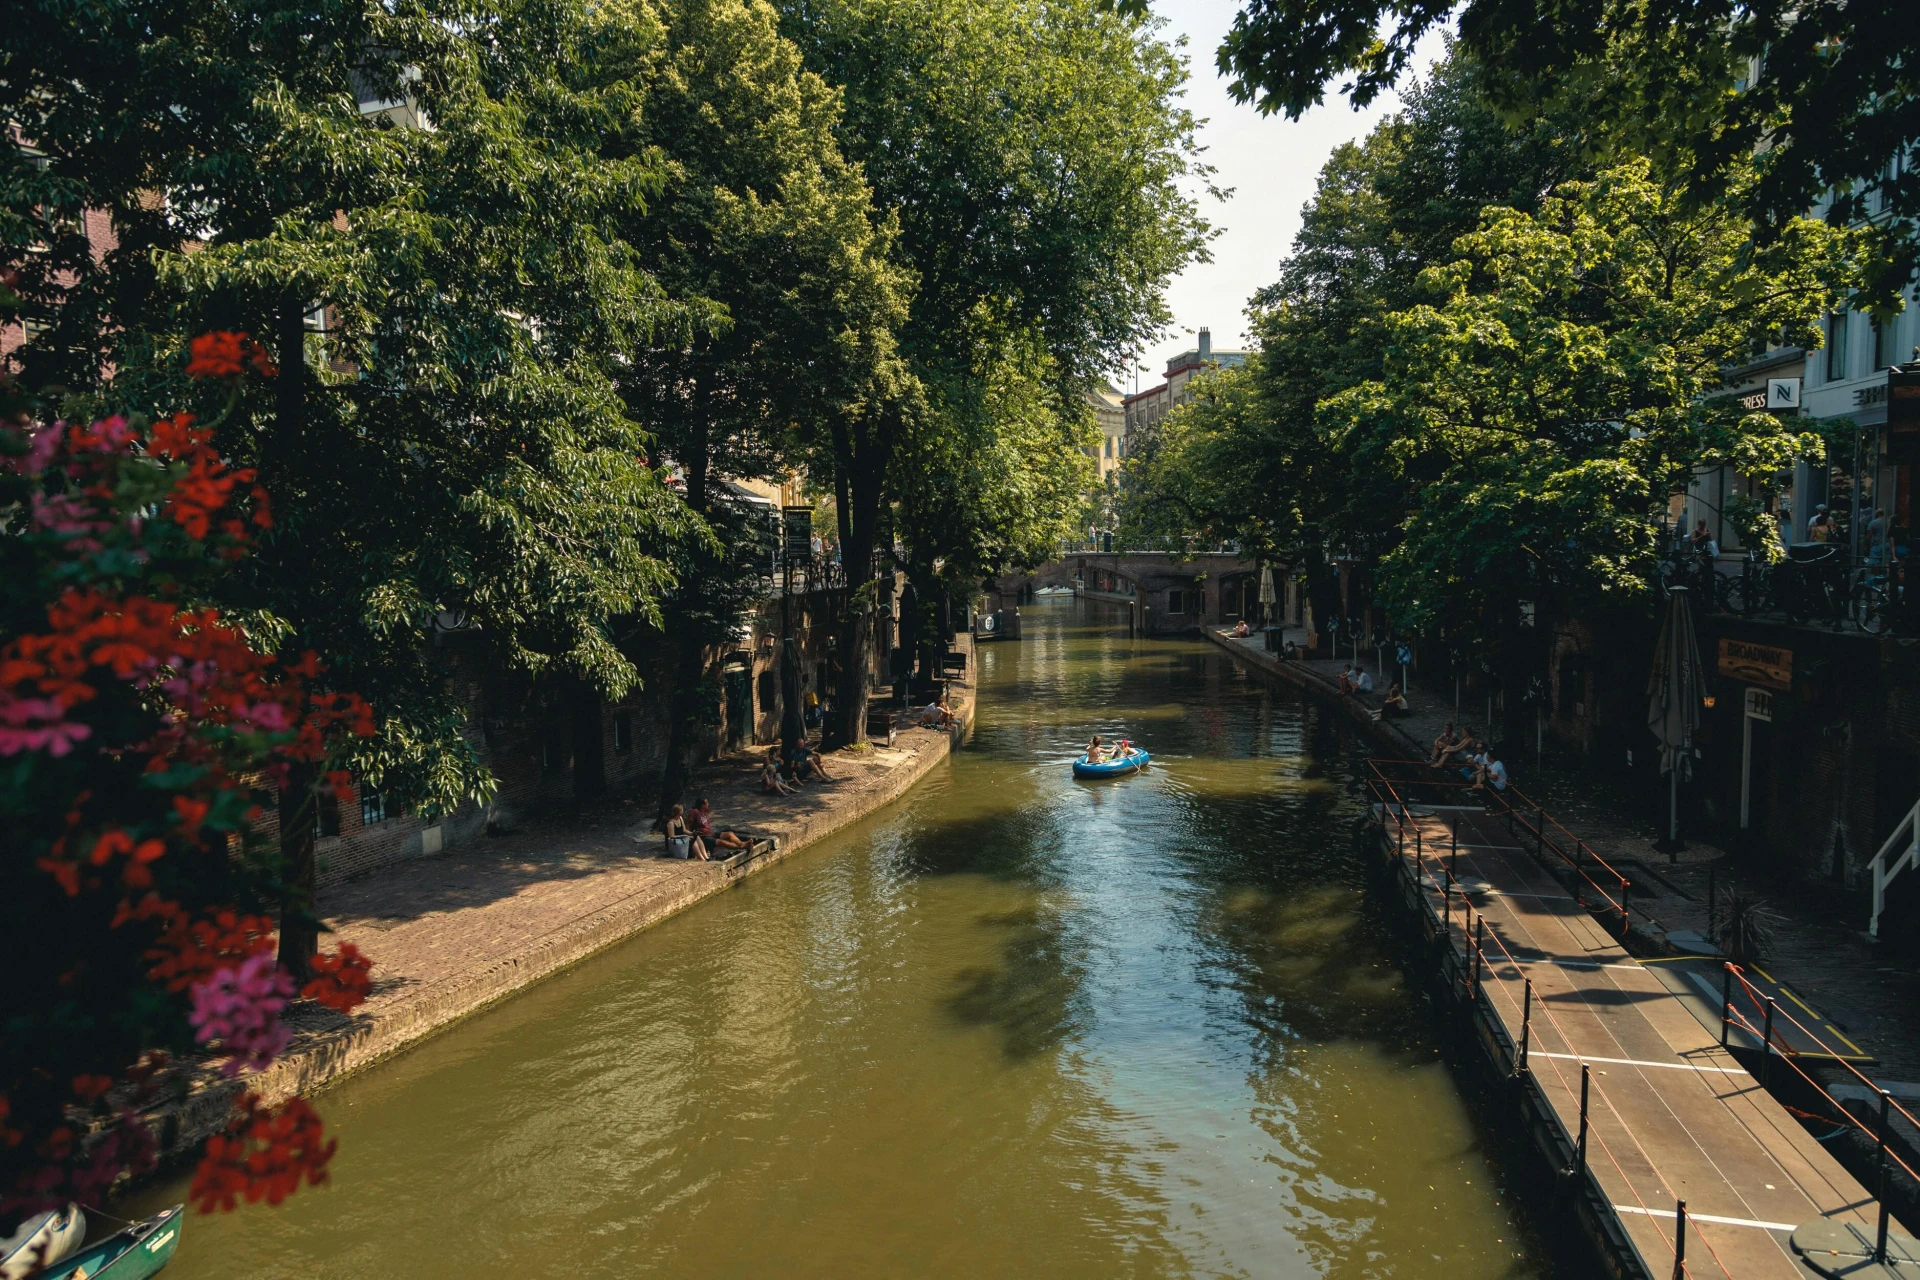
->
[1072, 748, 1150, 778]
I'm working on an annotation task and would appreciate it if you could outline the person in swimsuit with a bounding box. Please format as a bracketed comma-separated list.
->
[1085, 734, 1108, 764]
[690, 798, 749, 855]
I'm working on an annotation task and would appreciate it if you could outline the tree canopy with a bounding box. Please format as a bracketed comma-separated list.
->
[1101, 0, 1917, 308]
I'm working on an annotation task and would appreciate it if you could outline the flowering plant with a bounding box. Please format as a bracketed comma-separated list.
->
[1, 336, 375, 1227]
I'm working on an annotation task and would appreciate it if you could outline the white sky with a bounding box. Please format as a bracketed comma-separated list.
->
[1119, 2, 1447, 392]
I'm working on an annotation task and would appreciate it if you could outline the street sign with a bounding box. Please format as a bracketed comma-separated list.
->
[782, 506, 813, 566]
[1744, 688, 1772, 721]
[1395, 644, 1412, 667]
[1718, 638, 1792, 691]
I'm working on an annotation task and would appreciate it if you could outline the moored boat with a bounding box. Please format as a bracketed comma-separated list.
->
[37, 1206, 181, 1280]
[1, 1205, 85, 1280]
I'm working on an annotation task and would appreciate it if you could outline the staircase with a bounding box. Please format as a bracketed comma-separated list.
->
[1870, 796, 1920, 938]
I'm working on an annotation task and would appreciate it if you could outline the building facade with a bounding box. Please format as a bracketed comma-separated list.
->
[1121, 327, 1248, 435]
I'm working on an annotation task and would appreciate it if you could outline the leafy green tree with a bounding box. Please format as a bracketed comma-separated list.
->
[779, 0, 1212, 733]
[1120, 54, 1585, 567]
[605, 0, 913, 784]
[4, 0, 696, 970]
[1326, 161, 1854, 644]
[1164, 0, 1920, 307]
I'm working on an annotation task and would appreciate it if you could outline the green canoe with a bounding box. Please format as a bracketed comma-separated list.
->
[38, 1207, 181, 1280]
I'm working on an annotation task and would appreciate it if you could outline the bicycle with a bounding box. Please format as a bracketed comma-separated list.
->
[1853, 561, 1896, 635]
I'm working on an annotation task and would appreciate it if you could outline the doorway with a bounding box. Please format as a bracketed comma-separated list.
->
[725, 665, 751, 750]
[570, 687, 605, 800]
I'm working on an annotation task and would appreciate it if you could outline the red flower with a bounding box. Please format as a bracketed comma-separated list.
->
[186, 333, 276, 381]
[189, 1095, 334, 1213]
[302, 943, 373, 1013]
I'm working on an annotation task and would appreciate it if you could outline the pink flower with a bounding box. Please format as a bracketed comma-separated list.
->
[0, 695, 92, 757]
[189, 953, 294, 1076]
[7, 422, 65, 476]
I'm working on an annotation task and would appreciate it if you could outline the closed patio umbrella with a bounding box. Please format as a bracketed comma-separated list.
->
[1646, 585, 1705, 855]
[1257, 566, 1277, 626]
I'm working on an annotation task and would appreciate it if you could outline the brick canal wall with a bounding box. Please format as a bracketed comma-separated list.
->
[153, 647, 977, 1161]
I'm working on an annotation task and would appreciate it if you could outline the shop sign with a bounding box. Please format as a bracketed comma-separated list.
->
[1767, 378, 1801, 409]
[1718, 638, 1792, 691]
[1744, 688, 1772, 721]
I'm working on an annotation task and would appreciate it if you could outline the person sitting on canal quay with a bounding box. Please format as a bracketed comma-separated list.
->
[920, 694, 957, 729]
[761, 747, 797, 796]
[663, 803, 708, 861]
[1338, 663, 1359, 694]
[1456, 739, 1486, 781]
[1370, 681, 1409, 721]
[1429, 722, 1464, 765]
[795, 742, 835, 783]
[1229, 619, 1251, 638]
[690, 797, 751, 856]
[1282, 640, 1300, 661]
[1470, 749, 1509, 796]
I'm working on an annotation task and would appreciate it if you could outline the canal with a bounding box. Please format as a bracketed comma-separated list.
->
[147, 598, 1545, 1277]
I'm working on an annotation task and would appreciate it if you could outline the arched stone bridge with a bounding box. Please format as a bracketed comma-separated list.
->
[993, 551, 1262, 637]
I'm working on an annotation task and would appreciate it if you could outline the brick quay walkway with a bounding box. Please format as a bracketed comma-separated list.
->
[154, 648, 976, 1158]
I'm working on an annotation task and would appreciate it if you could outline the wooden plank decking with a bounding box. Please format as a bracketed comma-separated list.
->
[1388, 803, 1899, 1279]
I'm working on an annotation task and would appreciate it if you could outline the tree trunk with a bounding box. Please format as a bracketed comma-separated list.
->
[655, 384, 710, 825]
[825, 439, 882, 749]
[271, 294, 317, 983]
[276, 760, 319, 983]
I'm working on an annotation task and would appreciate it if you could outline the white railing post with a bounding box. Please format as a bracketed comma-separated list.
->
[1869, 802, 1920, 939]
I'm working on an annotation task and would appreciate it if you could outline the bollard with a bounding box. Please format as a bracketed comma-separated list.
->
[1878, 1089, 1894, 1263]
[1762, 997, 1777, 1088]
[1719, 963, 1734, 1048]
[1576, 1063, 1590, 1177]
[1672, 1200, 1687, 1280]
[1620, 879, 1632, 938]
[1520, 979, 1532, 1074]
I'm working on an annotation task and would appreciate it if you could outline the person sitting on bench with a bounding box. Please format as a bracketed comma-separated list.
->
[690, 798, 750, 855]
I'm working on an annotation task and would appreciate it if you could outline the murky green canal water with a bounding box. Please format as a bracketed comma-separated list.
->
[145, 599, 1543, 1278]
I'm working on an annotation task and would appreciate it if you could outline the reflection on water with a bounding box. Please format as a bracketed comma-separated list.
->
[143, 600, 1543, 1278]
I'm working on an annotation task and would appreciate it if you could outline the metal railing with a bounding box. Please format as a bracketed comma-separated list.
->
[1869, 797, 1920, 938]
[1365, 764, 1730, 1279]
[1368, 757, 1912, 1276]
[1367, 759, 1635, 937]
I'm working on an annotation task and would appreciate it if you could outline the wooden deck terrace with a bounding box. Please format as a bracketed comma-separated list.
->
[1369, 761, 1911, 1280]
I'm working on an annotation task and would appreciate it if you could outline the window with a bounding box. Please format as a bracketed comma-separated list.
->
[1826, 311, 1850, 381]
[613, 711, 632, 755]
[360, 784, 387, 826]
[1875, 316, 1899, 371]
[314, 793, 341, 840]
[1167, 589, 1185, 614]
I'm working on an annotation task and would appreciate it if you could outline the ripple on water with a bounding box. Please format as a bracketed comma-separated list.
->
[139, 599, 1544, 1280]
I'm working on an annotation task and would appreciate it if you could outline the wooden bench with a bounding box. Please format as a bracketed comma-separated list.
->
[867, 706, 901, 747]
